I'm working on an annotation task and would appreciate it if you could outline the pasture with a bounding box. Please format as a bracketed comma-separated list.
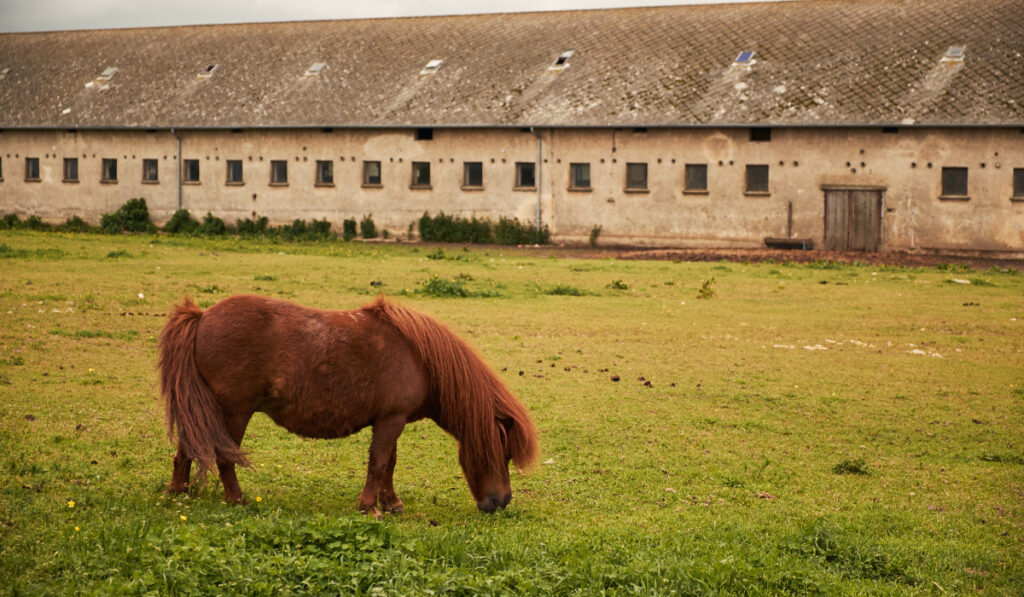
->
[1, 230, 1021, 595]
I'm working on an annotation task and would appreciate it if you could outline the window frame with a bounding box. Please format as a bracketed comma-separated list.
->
[569, 162, 591, 191]
[744, 164, 770, 195]
[315, 160, 334, 186]
[101, 158, 118, 183]
[625, 162, 648, 192]
[410, 161, 431, 189]
[462, 161, 483, 190]
[270, 160, 288, 186]
[142, 158, 159, 183]
[225, 160, 243, 185]
[1013, 168, 1024, 201]
[514, 162, 536, 190]
[25, 157, 41, 181]
[684, 163, 708, 194]
[63, 157, 79, 183]
[940, 166, 968, 200]
[182, 159, 200, 184]
[362, 161, 382, 187]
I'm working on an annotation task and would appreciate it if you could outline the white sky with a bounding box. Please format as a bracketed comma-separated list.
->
[0, 0, 787, 33]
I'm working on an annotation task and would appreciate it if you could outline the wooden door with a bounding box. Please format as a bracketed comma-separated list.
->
[824, 190, 882, 251]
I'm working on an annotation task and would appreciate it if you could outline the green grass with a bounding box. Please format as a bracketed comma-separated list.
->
[1, 230, 1022, 595]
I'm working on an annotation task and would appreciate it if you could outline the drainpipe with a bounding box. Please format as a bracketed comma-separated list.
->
[529, 127, 542, 237]
[171, 129, 182, 211]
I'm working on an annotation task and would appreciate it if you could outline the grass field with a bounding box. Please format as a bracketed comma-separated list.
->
[1, 230, 1021, 595]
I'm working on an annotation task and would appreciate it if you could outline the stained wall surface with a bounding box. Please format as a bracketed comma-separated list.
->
[1, 126, 1021, 255]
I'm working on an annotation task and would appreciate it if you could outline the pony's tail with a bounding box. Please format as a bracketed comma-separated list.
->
[159, 298, 248, 477]
[365, 296, 538, 472]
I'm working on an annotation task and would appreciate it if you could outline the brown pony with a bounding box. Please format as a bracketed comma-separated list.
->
[158, 294, 538, 515]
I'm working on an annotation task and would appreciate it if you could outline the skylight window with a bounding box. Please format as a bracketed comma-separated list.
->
[549, 50, 575, 71]
[942, 45, 966, 62]
[420, 59, 444, 76]
[0, 67, 9, 80]
[734, 51, 755, 65]
[305, 62, 326, 77]
[197, 64, 218, 79]
[97, 67, 118, 80]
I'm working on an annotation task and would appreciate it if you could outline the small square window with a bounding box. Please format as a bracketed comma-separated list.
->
[271, 160, 288, 184]
[226, 160, 243, 184]
[363, 161, 382, 186]
[101, 158, 117, 182]
[941, 167, 968, 197]
[745, 164, 769, 194]
[1013, 168, 1024, 198]
[63, 158, 78, 182]
[316, 160, 333, 185]
[570, 163, 590, 190]
[625, 162, 647, 191]
[183, 159, 200, 183]
[25, 157, 40, 181]
[411, 162, 431, 187]
[515, 162, 535, 188]
[415, 128, 433, 141]
[749, 127, 772, 142]
[463, 162, 483, 188]
[685, 164, 708, 192]
[142, 159, 159, 182]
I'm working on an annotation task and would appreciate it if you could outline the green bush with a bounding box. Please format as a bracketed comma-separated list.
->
[494, 216, 550, 245]
[199, 212, 227, 236]
[235, 216, 269, 236]
[360, 214, 377, 239]
[589, 225, 602, 247]
[58, 215, 92, 233]
[163, 209, 200, 234]
[0, 214, 19, 229]
[343, 219, 357, 241]
[418, 212, 493, 244]
[23, 215, 51, 231]
[100, 198, 157, 234]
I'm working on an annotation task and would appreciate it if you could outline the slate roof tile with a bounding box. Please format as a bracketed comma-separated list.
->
[0, 0, 1021, 128]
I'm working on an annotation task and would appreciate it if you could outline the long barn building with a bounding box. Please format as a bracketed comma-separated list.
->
[1, 0, 1022, 255]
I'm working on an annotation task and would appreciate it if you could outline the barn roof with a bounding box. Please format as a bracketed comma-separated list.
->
[1, 0, 1022, 129]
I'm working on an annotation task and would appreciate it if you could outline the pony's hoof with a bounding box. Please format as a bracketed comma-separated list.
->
[384, 503, 404, 515]
[371, 507, 384, 521]
[226, 496, 248, 506]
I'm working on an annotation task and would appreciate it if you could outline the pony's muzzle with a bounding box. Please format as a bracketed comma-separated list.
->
[477, 492, 511, 513]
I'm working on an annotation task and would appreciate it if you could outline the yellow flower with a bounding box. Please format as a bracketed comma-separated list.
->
[255, 496, 262, 502]
[179, 514, 187, 521]
[74, 526, 80, 532]
[67, 500, 75, 508]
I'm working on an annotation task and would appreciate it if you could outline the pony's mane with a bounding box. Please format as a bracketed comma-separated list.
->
[364, 296, 538, 473]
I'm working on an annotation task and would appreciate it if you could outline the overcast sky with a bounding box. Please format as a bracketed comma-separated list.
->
[0, 0, 787, 33]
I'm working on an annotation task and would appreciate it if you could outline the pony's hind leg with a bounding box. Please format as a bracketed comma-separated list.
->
[168, 444, 192, 494]
[358, 415, 406, 517]
[216, 411, 253, 504]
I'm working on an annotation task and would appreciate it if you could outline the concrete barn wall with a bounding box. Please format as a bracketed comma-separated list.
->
[1, 127, 1021, 255]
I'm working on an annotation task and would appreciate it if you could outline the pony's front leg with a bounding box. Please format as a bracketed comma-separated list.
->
[358, 415, 406, 518]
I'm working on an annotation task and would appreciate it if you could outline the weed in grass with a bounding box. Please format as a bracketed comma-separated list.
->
[697, 277, 716, 299]
[106, 249, 133, 259]
[832, 458, 870, 476]
[978, 452, 1024, 465]
[606, 279, 629, 290]
[254, 274, 277, 281]
[543, 284, 586, 296]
